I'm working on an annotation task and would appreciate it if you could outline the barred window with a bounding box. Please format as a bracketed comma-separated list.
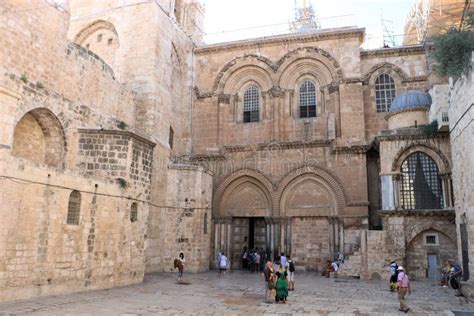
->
[243, 85, 259, 123]
[204, 212, 208, 234]
[299, 80, 317, 118]
[130, 202, 138, 222]
[400, 152, 444, 210]
[375, 74, 396, 112]
[67, 190, 81, 225]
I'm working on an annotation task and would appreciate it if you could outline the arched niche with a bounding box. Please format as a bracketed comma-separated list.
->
[275, 165, 347, 216]
[214, 170, 274, 218]
[221, 180, 272, 217]
[11, 108, 66, 168]
[74, 20, 120, 69]
[280, 175, 337, 217]
[223, 66, 273, 95]
[213, 55, 275, 95]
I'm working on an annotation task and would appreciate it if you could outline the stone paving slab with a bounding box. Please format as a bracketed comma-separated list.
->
[1, 271, 474, 315]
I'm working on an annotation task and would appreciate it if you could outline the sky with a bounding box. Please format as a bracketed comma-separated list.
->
[201, 0, 415, 48]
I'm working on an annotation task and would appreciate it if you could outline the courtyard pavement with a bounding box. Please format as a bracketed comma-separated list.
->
[1, 271, 474, 315]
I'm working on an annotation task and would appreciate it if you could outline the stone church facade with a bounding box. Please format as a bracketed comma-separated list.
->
[0, 0, 467, 302]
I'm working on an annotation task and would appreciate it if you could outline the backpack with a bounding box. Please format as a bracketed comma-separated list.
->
[289, 261, 295, 272]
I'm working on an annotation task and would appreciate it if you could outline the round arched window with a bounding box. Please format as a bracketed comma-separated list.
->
[400, 152, 444, 209]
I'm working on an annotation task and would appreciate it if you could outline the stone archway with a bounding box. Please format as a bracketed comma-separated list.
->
[213, 170, 274, 269]
[405, 228, 457, 279]
[11, 108, 66, 168]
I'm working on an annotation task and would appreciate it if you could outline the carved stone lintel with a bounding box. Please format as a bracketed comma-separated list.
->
[268, 86, 284, 97]
[217, 94, 231, 104]
[194, 86, 213, 99]
[328, 83, 339, 94]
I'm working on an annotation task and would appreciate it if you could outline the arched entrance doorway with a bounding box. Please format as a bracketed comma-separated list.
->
[216, 174, 272, 268]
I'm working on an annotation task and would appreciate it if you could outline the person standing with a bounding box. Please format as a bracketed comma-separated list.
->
[263, 260, 276, 303]
[177, 252, 185, 281]
[389, 260, 399, 291]
[219, 252, 228, 275]
[280, 252, 287, 269]
[396, 266, 411, 313]
[287, 255, 295, 291]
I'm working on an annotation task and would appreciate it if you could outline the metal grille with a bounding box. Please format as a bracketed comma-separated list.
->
[400, 152, 444, 210]
[130, 202, 138, 222]
[299, 80, 317, 118]
[375, 74, 396, 112]
[243, 85, 259, 123]
[67, 190, 81, 225]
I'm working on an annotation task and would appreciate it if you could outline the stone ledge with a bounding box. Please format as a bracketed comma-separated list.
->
[380, 209, 455, 217]
[78, 128, 156, 147]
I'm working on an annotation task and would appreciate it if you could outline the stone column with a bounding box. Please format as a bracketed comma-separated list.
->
[213, 220, 220, 269]
[339, 222, 345, 254]
[328, 217, 335, 260]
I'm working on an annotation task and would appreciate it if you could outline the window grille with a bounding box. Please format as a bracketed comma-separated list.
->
[243, 85, 259, 123]
[375, 74, 396, 112]
[299, 80, 317, 118]
[130, 202, 138, 222]
[426, 235, 437, 244]
[400, 152, 444, 209]
[67, 190, 81, 225]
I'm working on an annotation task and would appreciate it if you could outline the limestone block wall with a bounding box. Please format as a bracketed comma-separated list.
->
[291, 218, 330, 271]
[192, 29, 366, 153]
[146, 165, 212, 273]
[0, 153, 150, 302]
[68, 0, 195, 155]
[365, 212, 457, 280]
[360, 47, 429, 141]
[449, 56, 474, 276]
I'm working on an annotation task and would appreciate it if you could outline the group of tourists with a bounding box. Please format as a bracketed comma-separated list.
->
[440, 259, 463, 289]
[241, 247, 266, 272]
[263, 252, 296, 304]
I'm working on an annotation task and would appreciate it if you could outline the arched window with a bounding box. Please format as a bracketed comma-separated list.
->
[299, 80, 317, 118]
[130, 202, 138, 222]
[67, 190, 81, 225]
[375, 74, 396, 112]
[400, 152, 444, 209]
[243, 85, 259, 123]
[204, 212, 208, 234]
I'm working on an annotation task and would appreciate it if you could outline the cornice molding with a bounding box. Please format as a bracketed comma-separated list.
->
[195, 27, 365, 55]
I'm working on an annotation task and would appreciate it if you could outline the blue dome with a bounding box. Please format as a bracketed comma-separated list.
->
[389, 90, 432, 113]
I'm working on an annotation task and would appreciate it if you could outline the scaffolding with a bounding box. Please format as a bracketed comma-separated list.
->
[289, 0, 320, 33]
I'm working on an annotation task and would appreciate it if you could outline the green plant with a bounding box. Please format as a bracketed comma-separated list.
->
[421, 120, 438, 138]
[36, 81, 44, 89]
[117, 121, 128, 130]
[431, 13, 474, 78]
[20, 73, 28, 83]
[116, 177, 128, 189]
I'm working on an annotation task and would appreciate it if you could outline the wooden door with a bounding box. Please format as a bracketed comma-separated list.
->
[232, 218, 249, 269]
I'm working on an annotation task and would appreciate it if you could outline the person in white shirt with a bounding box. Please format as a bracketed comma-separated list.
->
[219, 253, 228, 275]
[280, 252, 287, 269]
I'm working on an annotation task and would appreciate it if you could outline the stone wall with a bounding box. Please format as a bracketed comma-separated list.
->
[146, 164, 213, 273]
[0, 152, 150, 302]
[449, 54, 474, 277]
[364, 211, 457, 280]
[291, 217, 330, 271]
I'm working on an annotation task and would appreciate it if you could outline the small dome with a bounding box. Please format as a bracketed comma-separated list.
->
[389, 90, 432, 113]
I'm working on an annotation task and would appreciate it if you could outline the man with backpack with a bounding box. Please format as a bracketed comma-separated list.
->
[287, 255, 295, 291]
